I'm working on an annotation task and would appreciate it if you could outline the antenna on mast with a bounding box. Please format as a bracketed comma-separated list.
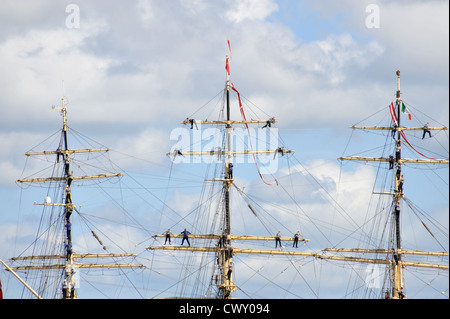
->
[52, 97, 68, 133]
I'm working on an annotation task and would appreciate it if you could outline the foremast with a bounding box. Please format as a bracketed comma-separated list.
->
[12, 98, 144, 299]
[147, 54, 315, 299]
[327, 70, 448, 299]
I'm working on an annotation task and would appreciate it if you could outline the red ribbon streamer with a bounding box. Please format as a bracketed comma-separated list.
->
[389, 103, 447, 161]
[230, 83, 278, 186]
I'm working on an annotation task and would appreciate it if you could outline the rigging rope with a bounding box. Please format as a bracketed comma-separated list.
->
[389, 102, 448, 161]
[400, 130, 448, 161]
[230, 83, 278, 186]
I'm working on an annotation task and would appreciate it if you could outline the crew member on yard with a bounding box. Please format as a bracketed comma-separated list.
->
[274, 147, 285, 159]
[164, 229, 172, 245]
[422, 122, 432, 139]
[262, 117, 275, 128]
[181, 228, 191, 247]
[275, 231, 282, 248]
[293, 231, 302, 248]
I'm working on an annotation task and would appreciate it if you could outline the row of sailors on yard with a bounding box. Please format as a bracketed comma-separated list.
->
[163, 229, 303, 248]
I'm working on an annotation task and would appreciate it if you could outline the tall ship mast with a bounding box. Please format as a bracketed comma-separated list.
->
[321, 70, 449, 299]
[146, 49, 319, 299]
[7, 98, 145, 299]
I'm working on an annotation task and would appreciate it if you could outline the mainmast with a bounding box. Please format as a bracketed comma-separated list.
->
[220, 54, 233, 298]
[11, 98, 145, 299]
[147, 52, 315, 299]
[325, 70, 449, 299]
[392, 70, 405, 299]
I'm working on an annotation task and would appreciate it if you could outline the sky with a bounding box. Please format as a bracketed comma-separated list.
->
[0, 0, 448, 299]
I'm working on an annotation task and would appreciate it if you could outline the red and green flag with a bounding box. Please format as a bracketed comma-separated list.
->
[401, 102, 412, 120]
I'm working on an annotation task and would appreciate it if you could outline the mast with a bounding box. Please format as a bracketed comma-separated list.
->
[59, 97, 76, 299]
[11, 98, 145, 299]
[55, 98, 85, 298]
[392, 69, 404, 299]
[328, 70, 449, 299]
[147, 51, 303, 299]
[220, 54, 233, 298]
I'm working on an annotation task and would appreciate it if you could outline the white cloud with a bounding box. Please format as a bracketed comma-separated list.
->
[376, 1, 449, 79]
[0, 221, 37, 261]
[0, 131, 54, 187]
[0, 0, 447, 299]
[0, 20, 111, 131]
[112, 127, 169, 170]
[311, 34, 385, 83]
[0, 161, 22, 187]
[136, 0, 154, 27]
[310, 0, 449, 81]
[264, 159, 376, 238]
[225, 0, 278, 23]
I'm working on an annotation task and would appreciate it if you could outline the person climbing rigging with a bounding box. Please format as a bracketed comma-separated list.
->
[389, 155, 394, 170]
[398, 174, 404, 193]
[391, 124, 397, 139]
[65, 221, 72, 240]
[181, 228, 191, 247]
[65, 242, 72, 260]
[395, 140, 401, 162]
[228, 163, 233, 179]
[227, 261, 234, 280]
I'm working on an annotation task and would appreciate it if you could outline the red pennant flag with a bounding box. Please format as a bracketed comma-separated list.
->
[389, 102, 398, 126]
[225, 40, 231, 75]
